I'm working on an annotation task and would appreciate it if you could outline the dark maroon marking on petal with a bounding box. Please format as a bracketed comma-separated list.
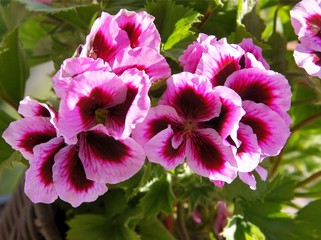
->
[313, 51, 321, 66]
[113, 65, 146, 76]
[39, 142, 65, 186]
[162, 134, 186, 159]
[172, 86, 213, 119]
[212, 58, 239, 86]
[229, 81, 271, 106]
[241, 117, 268, 143]
[92, 31, 117, 62]
[148, 117, 181, 140]
[202, 104, 228, 134]
[108, 86, 137, 127]
[19, 131, 56, 154]
[190, 133, 225, 170]
[121, 22, 141, 48]
[37, 106, 51, 117]
[85, 131, 131, 162]
[77, 87, 113, 125]
[307, 14, 321, 39]
[66, 147, 94, 192]
[239, 55, 246, 69]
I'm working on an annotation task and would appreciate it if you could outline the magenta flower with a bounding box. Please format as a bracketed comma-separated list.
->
[114, 9, 161, 50]
[133, 72, 239, 183]
[179, 33, 217, 73]
[290, 0, 321, 51]
[52, 57, 109, 98]
[80, 10, 161, 64]
[58, 69, 150, 143]
[293, 43, 321, 78]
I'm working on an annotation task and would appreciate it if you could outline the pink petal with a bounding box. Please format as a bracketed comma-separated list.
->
[294, 43, 321, 78]
[178, 33, 217, 73]
[232, 123, 261, 173]
[18, 96, 52, 118]
[160, 72, 221, 121]
[241, 101, 290, 156]
[80, 12, 130, 63]
[79, 125, 145, 184]
[24, 137, 64, 204]
[2, 117, 56, 161]
[112, 47, 171, 82]
[238, 172, 257, 190]
[186, 128, 237, 183]
[205, 86, 244, 142]
[196, 38, 244, 86]
[18, 96, 59, 130]
[107, 68, 151, 139]
[58, 71, 127, 144]
[52, 57, 108, 98]
[53, 145, 108, 207]
[290, 0, 321, 51]
[238, 38, 270, 69]
[225, 68, 292, 123]
[144, 125, 186, 170]
[256, 165, 268, 181]
[132, 105, 183, 146]
[115, 9, 161, 51]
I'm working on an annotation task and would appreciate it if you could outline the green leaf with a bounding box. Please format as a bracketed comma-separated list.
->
[222, 215, 265, 240]
[264, 32, 288, 74]
[0, 28, 29, 107]
[0, 109, 15, 162]
[293, 199, 321, 239]
[104, 189, 127, 218]
[0, 2, 29, 30]
[236, 0, 256, 24]
[67, 214, 139, 240]
[145, 0, 201, 46]
[52, 4, 101, 30]
[140, 179, 176, 217]
[139, 217, 175, 240]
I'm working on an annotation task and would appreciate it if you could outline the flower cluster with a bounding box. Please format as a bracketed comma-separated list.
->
[3, 9, 291, 207]
[3, 9, 170, 207]
[291, 0, 321, 77]
[134, 34, 292, 189]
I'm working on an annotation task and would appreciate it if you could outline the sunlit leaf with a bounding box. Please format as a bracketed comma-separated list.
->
[222, 215, 265, 240]
[140, 179, 176, 217]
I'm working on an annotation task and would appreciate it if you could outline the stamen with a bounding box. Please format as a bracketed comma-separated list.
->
[95, 108, 109, 124]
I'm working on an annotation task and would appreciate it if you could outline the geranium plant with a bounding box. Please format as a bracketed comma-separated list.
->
[1, 0, 321, 239]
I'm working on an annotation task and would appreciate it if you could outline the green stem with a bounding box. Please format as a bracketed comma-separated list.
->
[291, 111, 321, 133]
[272, 5, 280, 34]
[297, 170, 321, 188]
[294, 191, 321, 198]
[177, 201, 190, 240]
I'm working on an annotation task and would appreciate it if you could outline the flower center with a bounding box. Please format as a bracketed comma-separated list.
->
[95, 108, 109, 125]
[184, 119, 197, 133]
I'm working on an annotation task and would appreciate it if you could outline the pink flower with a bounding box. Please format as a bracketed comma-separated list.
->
[58, 69, 150, 143]
[293, 43, 321, 78]
[290, 0, 321, 51]
[114, 9, 161, 50]
[179, 33, 217, 73]
[133, 72, 239, 183]
[80, 10, 161, 64]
